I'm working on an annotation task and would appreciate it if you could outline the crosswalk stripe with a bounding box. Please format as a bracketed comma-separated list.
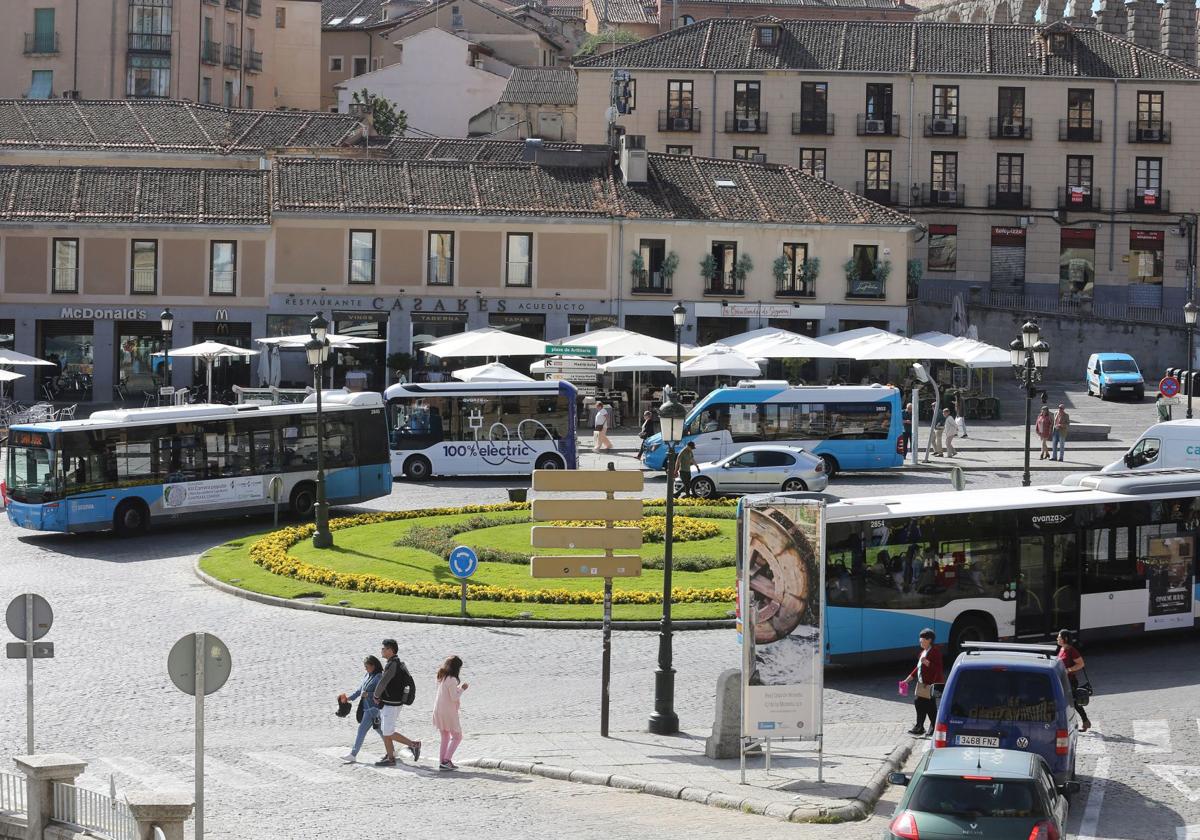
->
[1076, 757, 1110, 840]
[95, 756, 188, 792]
[246, 751, 344, 784]
[1076, 718, 1107, 755]
[172, 754, 268, 790]
[1133, 719, 1172, 753]
[1177, 825, 1200, 840]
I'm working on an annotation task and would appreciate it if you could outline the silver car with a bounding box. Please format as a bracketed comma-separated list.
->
[686, 445, 828, 499]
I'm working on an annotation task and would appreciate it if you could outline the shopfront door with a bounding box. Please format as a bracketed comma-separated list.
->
[1016, 533, 1080, 638]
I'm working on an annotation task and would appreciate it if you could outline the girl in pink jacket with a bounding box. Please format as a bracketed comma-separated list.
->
[433, 655, 469, 770]
[1035, 406, 1053, 460]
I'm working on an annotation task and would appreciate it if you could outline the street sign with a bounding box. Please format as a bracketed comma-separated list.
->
[6, 593, 52, 641]
[168, 633, 232, 697]
[534, 470, 645, 492]
[531, 556, 642, 578]
[449, 545, 478, 579]
[531, 526, 643, 549]
[545, 344, 598, 357]
[1161, 376, 1181, 398]
[531, 498, 644, 522]
[6, 641, 53, 659]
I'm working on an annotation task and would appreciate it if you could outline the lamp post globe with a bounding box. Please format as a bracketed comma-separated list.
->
[1021, 320, 1040, 349]
[306, 333, 333, 549]
[672, 303, 686, 383]
[309, 311, 329, 343]
[1186, 301, 1199, 419]
[1008, 339, 1024, 368]
[158, 307, 174, 406]
[649, 388, 686, 735]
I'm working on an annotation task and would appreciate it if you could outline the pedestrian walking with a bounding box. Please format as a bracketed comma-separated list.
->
[1052, 404, 1070, 461]
[931, 409, 945, 456]
[433, 655, 469, 770]
[339, 655, 385, 763]
[1156, 393, 1173, 423]
[372, 638, 421, 766]
[674, 441, 696, 497]
[637, 410, 655, 461]
[593, 402, 613, 452]
[1056, 629, 1091, 731]
[901, 403, 913, 454]
[940, 408, 959, 457]
[1035, 405, 1053, 460]
[902, 628, 944, 736]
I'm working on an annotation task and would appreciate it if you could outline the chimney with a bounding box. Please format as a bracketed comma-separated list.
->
[1096, 0, 1127, 35]
[1125, 0, 1159, 49]
[1161, 0, 1196, 63]
[522, 138, 544, 161]
[619, 134, 648, 185]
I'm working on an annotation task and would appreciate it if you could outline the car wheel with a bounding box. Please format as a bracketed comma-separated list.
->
[818, 454, 839, 480]
[690, 476, 716, 499]
[113, 499, 148, 537]
[535, 454, 564, 470]
[1134, 388, 1144, 401]
[781, 478, 808, 492]
[403, 455, 432, 481]
[1099, 387, 1108, 401]
[289, 482, 316, 518]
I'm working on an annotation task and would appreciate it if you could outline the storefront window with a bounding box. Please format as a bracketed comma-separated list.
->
[0, 320, 14, 351]
[413, 315, 467, 381]
[1129, 230, 1164, 284]
[1059, 229, 1095, 302]
[927, 225, 957, 272]
[118, 322, 166, 398]
[39, 321, 94, 401]
[623, 315, 675, 342]
[333, 314, 386, 391]
[192, 321, 252, 401]
[488, 313, 545, 340]
[697, 317, 748, 347]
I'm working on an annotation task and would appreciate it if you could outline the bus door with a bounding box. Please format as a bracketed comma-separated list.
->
[1016, 532, 1080, 637]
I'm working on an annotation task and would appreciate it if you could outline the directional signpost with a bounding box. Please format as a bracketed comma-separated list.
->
[168, 632, 231, 840]
[449, 545, 479, 617]
[6, 593, 54, 753]
[531, 467, 644, 736]
[544, 343, 598, 357]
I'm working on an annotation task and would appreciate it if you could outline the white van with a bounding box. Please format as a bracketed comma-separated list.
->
[1101, 420, 1200, 471]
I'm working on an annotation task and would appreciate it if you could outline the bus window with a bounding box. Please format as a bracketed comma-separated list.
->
[252, 428, 278, 473]
[114, 439, 154, 484]
[1082, 527, 1142, 592]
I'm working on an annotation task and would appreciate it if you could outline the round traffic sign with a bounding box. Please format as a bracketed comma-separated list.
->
[448, 545, 479, 579]
[1160, 376, 1181, 398]
[167, 632, 232, 696]
[6, 594, 52, 641]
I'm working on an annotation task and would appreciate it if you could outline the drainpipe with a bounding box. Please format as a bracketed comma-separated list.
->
[710, 70, 717, 157]
[72, 0, 79, 93]
[616, 219, 625, 324]
[239, 0, 246, 106]
[1109, 79, 1118, 272]
[907, 73, 915, 207]
[109, 0, 117, 96]
[197, 0, 204, 101]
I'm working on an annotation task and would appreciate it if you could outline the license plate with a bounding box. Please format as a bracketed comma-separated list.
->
[955, 735, 999, 747]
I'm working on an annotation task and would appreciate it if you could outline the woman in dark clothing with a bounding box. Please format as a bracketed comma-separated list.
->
[1057, 629, 1091, 731]
[903, 628, 945, 736]
[637, 410, 655, 461]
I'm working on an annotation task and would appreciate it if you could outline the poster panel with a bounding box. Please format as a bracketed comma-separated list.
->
[1145, 535, 1194, 630]
[739, 498, 825, 739]
[163, 475, 269, 509]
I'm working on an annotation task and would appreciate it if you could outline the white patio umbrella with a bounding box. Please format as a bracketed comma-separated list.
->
[840, 333, 961, 362]
[815, 326, 896, 347]
[718, 331, 854, 360]
[422, 327, 547, 359]
[153, 340, 259, 403]
[0, 370, 24, 382]
[0, 349, 54, 366]
[257, 334, 384, 349]
[679, 348, 762, 378]
[913, 332, 1010, 368]
[451, 361, 534, 382]
[548, 326, 698, 359]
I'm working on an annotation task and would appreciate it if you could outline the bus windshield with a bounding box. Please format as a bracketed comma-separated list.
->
[6, 444, 60, 503]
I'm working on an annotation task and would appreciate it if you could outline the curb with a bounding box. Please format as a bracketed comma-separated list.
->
[462, 735, 916, 824]
[906, 464, 1103, 472]
[192, 559, 735, 631]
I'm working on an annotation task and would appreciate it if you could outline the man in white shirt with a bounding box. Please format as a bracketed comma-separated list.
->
[593, 402, 613, 452]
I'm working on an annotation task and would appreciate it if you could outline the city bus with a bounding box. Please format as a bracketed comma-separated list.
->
[383, 380, 578, 479]
[817, 469, 1200, 663]
[3, 391, 392, 535]
[643, 382, 904, 478]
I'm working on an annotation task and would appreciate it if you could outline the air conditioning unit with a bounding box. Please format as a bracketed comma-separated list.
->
[61, 89, 80, 100]
[1002, 122, 1023, 137]
[750, 152, 767, 163]
[930, 117, 954, 135]
[864, 119, 885, 133]
[1140, 127, 1162, 141]
[736, 117, 757, 132]
[936, 190, 958, 204]
[672, 117, 691, 131]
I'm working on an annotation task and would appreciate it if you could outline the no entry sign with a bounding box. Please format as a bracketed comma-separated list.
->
[1160, 376, 1181, 398]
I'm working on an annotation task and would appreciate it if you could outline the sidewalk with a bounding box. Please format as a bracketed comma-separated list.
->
[461, 722, 915, 823]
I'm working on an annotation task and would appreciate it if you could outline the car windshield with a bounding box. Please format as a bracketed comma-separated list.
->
[5, 444, 61, 503]
[911, 777, 1046, 819]
[949, 670, 1057, 723]
[1101, 359, 1138, 373]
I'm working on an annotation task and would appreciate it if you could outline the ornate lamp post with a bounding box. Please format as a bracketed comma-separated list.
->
[306, 312, 333, 549]
[1009, 320, 1050, 487]
[1185, 300, 1198, 419]
[159, 307, 174, 406]
[649, 387, 686, 736]
[672, 302, 687, 383]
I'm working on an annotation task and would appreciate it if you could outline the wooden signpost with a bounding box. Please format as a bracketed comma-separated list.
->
[531, 466, 644, 737]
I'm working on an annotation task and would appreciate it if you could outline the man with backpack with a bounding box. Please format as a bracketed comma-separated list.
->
[372, 638, 421, 766]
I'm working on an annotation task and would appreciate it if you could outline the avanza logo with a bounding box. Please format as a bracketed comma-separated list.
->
[1032, 514, 1069, 526]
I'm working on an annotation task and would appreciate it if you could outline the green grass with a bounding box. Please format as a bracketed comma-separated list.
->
[199, 510, 739, 622]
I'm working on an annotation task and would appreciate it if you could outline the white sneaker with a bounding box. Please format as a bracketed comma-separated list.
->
[341, 753, 357, 763]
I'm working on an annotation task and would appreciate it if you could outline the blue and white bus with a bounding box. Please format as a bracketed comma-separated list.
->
[819, 470, 1200, 662]
[643, 382, 904, 477]
[3, 391, 392, 535]
[384, 380, 577, 479]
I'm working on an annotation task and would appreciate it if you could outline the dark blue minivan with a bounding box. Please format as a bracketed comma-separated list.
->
[933, 642, 1080, 785]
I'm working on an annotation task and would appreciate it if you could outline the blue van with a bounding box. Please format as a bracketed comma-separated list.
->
[1086, 352, 1145, 401]
[933, 642, 1080, 785]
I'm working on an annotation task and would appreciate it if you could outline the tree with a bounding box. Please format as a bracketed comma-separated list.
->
[351, 89, 407, 137]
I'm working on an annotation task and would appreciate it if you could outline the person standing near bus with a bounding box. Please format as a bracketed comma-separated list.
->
[593, 402, 613, 452]
[903, 628, 944, 736]
[1056, 629, 1091, 731]
[1052, 404, 1070, 462]
[940, 408, 959, 457]
[901, 403, 913, 453]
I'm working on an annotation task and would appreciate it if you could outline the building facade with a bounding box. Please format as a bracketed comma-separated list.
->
[1, 0, 322, 110]
[577, 19, 1200, 316]
[468, 66, 578, 139]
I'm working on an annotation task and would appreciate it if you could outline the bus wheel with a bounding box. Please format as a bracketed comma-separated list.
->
[403, 455, 432, 481]
[113, 499, 148, 537]
[690, 476, 716, 499]
[289, 483, 316, 518]
[949, 615, 995, 657]
[535, 454, 564, 470]
[818, 454, 839, 480]
[781, 478, 808, 492]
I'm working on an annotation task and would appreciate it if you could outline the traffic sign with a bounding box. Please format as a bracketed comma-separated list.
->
[449, 545, 479, 579]
[6, 594, 52, 641]
[1161, 376, 1181, 398]
[531, 556, 642, 578]
[6, 641, 53, 659]
[531, 498, 644, 522]
[534, 470, 644, 492]
[168, 633, 232, 696]
[545, 344, 598, 357]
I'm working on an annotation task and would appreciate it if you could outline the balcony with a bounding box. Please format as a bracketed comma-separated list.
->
[1058, 119, 1102, 142]
[631, 272, 671, 295]
[847, 276, 886, 300]
[856, 114, 899, 136]
[24, 32, 59, 54]
[988, 184, 1032, 209]
[920, 184, 966, 207]
[128, 32, 171, 53]
[988, 116, 1033, 139]
[427, 257, 454, 285]
[223, 45, 242, 68]
[1126, 188, 1170, 212]
[1128, 121, 1171, 143]
[247, 0, 262, 15]
[855, 181, 901, 206]
[658, 109, 701, 132]
[776, 279, 815, 298]
[791, 113, 834, 135]
[704, 273, 743, 296]
[201, 40, 221, 65]
[245, 49, 263, 72]
[1058, 186, 1102, 211]
[922, 114, 967, 138]
[724, 112, 768, 134]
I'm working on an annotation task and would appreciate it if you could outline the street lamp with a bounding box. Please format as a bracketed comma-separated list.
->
[672, 302, 687, 383]
[911, 362, 939, 464]
[649, 386, 686, 736]
[159, 307, 174, 406]
[307, 312, 333, 549]
[1011, 321, 1049, 487]
[1185, 300, 1198, 419]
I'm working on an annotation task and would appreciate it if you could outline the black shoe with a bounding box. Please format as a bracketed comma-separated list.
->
[374, 756, 396, 767]
[907, 725, 925, 735]
[411, 741, 422, 762]
[926, 727, 935, 737]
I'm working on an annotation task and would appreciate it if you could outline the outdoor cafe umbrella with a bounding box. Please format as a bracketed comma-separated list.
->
[0, 369, 22, 404]
[599, 353, 678, 418]
[451, 361, 534, 383]
[679, 347, 762, 378]
[153, 340, 259, 403]
[549, 326, 698, 359]
[716, 330, 855, 360]
[422, 327, 548, 359]
[0, 349, 54, 367]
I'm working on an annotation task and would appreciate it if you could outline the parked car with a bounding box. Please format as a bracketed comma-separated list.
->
[687, 444, 828, 498]
[933, 642, 1080, 785]
[1086, 352, 1145, 400]
[885, 747, 1076, 840]
[1100, 419, 1200, 471]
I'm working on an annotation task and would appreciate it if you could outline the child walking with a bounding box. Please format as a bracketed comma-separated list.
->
[433, 655, 469, 771]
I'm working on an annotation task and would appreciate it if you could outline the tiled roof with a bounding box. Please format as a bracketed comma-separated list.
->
[386, 137, 586, 160]
[322, 0, 390, 29]
[682, 0, 917, 7]
[576, 18, 1200, 79]
[498, 67, 579, 104]
[540, 0, 585, 17]
[272, 150, 914, 226]
[0, 100, 363, 155]
[592, 0, 659, 24]
[0, 166, 269, 225]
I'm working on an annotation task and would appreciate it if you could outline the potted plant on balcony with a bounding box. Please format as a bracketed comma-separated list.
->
[630, 250, 647, 287]
[700, 253, 717, 288]
[661, 251, 679, 290]
[732, 254, 753, 291]
[772, 255, 790, 290]
[906, 259, 923, 299]
[800, 257, 821, 293]
[843, 257, 891, 297]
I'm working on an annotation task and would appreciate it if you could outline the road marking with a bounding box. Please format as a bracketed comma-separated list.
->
[1177, 825, 1200, 840]
[1147, 766, 1200, 803]
[1133, 719, 1172, 753]
[1076, 757, 1110, 840]
[313, 746, 405, 777]
[95, 756, 188, 792]
[1076, 717, 1107, 755]
[172, 754, 268, 790]
[246, 751, 344, 784]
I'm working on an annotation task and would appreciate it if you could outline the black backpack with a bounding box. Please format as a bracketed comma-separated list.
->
[383, 659, 417, 706]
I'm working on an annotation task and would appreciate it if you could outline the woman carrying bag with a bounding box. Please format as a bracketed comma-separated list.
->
[1057, 629, 1092, 731]
[339, 655, 386, 763]
[902, 628, 944, 736]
